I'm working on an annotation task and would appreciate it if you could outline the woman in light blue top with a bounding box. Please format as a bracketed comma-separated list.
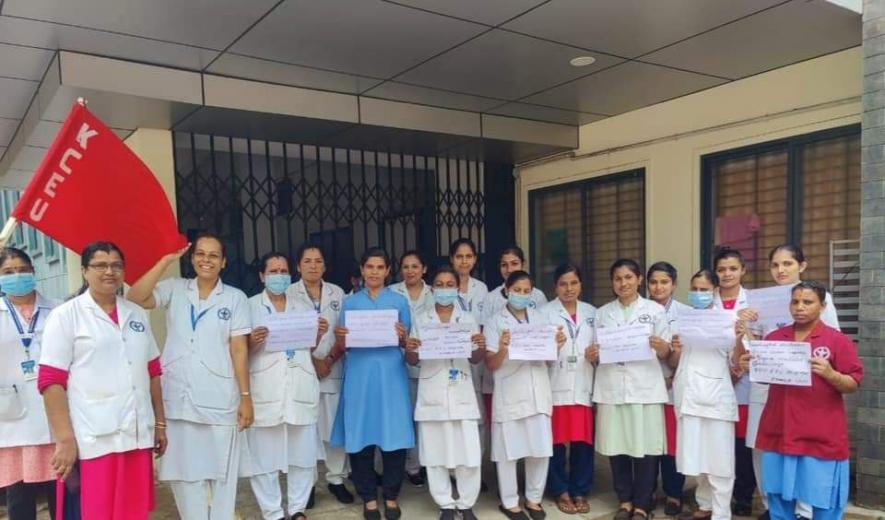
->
[329, 247, 412, 520]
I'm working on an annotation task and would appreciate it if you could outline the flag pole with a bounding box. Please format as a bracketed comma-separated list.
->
[0, 217, 19, 248]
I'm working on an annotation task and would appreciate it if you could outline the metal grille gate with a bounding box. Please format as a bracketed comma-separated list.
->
[172, 133, 509, 295]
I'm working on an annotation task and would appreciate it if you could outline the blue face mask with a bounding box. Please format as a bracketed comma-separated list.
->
[507, 292, 531, 311]
[265, 274, 292, 295]
[688, 290, 714, 309]
[0, 272, 36, 297]
[433, 287, 458, 306]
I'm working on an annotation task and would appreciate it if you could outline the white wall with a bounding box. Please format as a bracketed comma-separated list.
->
[516, 48, 862, 299]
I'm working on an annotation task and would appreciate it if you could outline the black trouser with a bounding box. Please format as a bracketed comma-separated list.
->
[610, 455, 659, 513]
[350, 446, 407, 503]
[659, 455, 685, 501]
[6, 481, 56, 520]
[733, 437, 757, 505]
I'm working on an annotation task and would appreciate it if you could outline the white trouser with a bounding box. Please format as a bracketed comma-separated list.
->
[170, 476, 239, 520]
[250, 466, 316, 520]
[323, 443, 351, 485]
[751, 449, 769, 510]
[695, 474, 735, 520]
[405, 378, 421, 475]
[496, 457, 549, 510]
[427, 465, 481, 510]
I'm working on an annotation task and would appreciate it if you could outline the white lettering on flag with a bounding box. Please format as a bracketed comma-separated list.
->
[28, 123, 99, 222]
[75, 123, 98, 150]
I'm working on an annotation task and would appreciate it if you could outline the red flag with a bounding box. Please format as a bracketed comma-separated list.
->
[12, 102, 187, 284]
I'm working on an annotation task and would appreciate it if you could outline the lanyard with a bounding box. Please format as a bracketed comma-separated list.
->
[190, 303, 214, 331]
[563, 314, 580, 339]
[309, 286, 322, 313]
[562, 314, 581, 357]
[457, 279, 473, 312]
[4, 298, 39, 355]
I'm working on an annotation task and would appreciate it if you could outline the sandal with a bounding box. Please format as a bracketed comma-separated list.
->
[525, 502, 546, 520]
[614, 508, 633, 520]
[556, 494, 577, 514]
[498, 505, 529, 519]
[573, 496, 590, 514]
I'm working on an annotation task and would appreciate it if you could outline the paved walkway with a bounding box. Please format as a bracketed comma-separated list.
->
[2, 455, 883, 519]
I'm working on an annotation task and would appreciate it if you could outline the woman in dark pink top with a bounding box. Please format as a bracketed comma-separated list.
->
[738, 280, 862, 520]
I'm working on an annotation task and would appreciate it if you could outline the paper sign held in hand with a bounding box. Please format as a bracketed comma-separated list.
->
[418, 322, 474, 360]
[676, 308, 735, 350]
[597, 323, 654, 364]
[747, 285, 794, 336]
[263, 311, 319, 352]
[509, 323, 557, 361]
[346, 309, 399, 348]
[749, 340, 812, 387]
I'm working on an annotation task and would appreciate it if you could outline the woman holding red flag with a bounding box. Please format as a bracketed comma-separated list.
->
[127, 233, 253, 520]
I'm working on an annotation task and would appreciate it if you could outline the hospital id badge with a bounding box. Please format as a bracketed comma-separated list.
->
[566, 355, 578, 371]
[448, 368, 461, 385]
[20, 360, 37, 381]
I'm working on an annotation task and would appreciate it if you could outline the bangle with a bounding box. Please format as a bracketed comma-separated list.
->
[154, 424, 166, 429]
[155, 421, 167, 426]
[240, 391, 251, 397]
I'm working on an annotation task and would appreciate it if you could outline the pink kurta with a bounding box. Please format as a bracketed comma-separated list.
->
[551, 404, 593, 445]
[0, 444, 55, 487]
[78, 448, 155, 520]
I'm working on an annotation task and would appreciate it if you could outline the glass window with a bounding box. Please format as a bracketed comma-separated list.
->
[702, 125, 860, 337]
[530, 169, 645, 306]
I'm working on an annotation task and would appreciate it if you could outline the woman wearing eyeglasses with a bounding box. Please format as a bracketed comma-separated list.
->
[39, 241, 166, 520]
[0, 247, 61, 520]
[127, 232, 253, 519]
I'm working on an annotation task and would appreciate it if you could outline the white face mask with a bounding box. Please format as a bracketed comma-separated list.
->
[688, 290, 714, 309]
[264, 274, 291, 295]
[433, 288, 458, 306]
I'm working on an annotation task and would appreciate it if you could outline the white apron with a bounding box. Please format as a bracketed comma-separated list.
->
[0, 293, 58, 449]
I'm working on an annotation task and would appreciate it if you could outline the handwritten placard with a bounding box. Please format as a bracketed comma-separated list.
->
[749, 340, 812, 387]
[345, 309, 399, 348]
[418, 323, 474, 360]
[509, 324, 557, 361]
[748, 285, 794, 335]
[676, 308, 735, 350]
[597, 323, 654, 364]
[263, 311, 319, 351]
